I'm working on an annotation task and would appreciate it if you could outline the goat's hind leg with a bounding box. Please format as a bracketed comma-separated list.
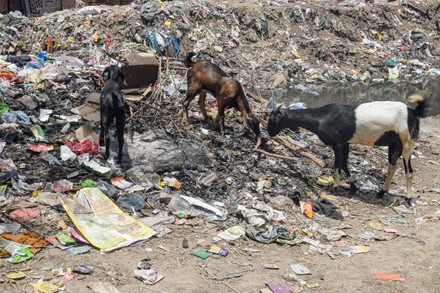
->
[102, 117, 111, 160]
[99, 119, 105, 146]
[198, 90, 208, 122]
[377, 143, 401, 198]
[116, 115, 125, 164]
[216, 96, 228, 136]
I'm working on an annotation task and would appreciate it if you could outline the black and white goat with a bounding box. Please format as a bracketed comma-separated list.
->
[99, 65, 127, 164]
[267, 95, 427, 199]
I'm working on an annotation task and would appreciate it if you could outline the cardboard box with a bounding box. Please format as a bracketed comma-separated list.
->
[71, 93, 100, 122]
[71, 91, 147, 123]
[119, 52, 159, 89]
[75, 123, 99, 142]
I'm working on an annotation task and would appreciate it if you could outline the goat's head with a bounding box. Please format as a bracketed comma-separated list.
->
[102, 65, 127, 86]
[267, 105, 284, 137]
[247, 114, 261, 137]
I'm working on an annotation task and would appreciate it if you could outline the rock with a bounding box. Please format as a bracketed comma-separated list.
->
[128, 130, 212, 172]
[159, 192, 172, 204]
[270, 195, 293, 210]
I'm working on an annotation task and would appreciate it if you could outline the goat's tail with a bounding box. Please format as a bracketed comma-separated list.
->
[184, 52, 197, 67]
[236, 82, 252, 114]
[408, 94, 428, 118]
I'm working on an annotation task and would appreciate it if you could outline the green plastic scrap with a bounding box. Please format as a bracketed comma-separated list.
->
[191, 247, 212, 259]
[81, 178, 96, 188]
[385, 57, 396, 67]
[0, 184, 7, 195]
[8, 247, 34, 264]
[0, 103, 10, 114]
[276, 238, 304, 246]
[31, 125, 46, 142]
[55, 232, 75, 246]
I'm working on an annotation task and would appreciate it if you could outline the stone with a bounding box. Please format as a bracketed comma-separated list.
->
[128, 130, 212, 172]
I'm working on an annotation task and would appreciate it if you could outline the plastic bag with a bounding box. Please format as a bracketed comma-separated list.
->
[52, 179, 73, 193]
[94, 180, 119, 199]
[60, 145, 77, 161]
[66, 137, 99, 155]
[116, 193, 146, 212]
[58, 55, 85, 68]
[2, 111, 32, 126]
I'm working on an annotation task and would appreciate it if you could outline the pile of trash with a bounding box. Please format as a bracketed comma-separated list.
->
[0, 0, 439, 292]
[1, 0, 440, 89]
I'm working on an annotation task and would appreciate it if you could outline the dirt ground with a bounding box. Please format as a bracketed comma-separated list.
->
[2, 115, 439, 293]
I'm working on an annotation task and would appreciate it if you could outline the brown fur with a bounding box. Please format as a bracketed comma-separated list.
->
[182, 53, 260, 139]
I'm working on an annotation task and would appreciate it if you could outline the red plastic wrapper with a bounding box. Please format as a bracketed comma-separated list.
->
[66, 137, 98, 155]
[27, 144, 54, 153]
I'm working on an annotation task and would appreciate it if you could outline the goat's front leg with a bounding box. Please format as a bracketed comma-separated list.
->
[332, 144, 344, 188]
[342, 144, 357, 193]
[217, 97, 226, 136]
[198, 90, 208, 121]
[239, 109, 248, 134]
[181, 91, 197, 123]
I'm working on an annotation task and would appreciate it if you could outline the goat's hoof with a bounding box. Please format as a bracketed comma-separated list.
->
[349, 183, 357, 194]
[406, 197, 418, 207]
[376, 190, 386, 198]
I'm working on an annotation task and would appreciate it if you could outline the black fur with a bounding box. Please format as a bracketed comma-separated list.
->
[268, 98, 426, 198]
[99, 65, 126, 164]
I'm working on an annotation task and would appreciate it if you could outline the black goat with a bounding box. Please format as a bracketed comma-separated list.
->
[182, 52, 261, 147]
[99, 65, 126, 163]
[267, 95, 427, 199]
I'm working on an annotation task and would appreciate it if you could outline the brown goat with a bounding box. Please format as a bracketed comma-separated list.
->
[182, 52, 261, 145]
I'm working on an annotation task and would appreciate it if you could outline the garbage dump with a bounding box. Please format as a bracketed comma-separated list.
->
[0, 0, 440, 292]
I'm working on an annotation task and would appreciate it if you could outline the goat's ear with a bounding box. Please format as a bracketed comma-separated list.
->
[118, 69, 127, 86]
[101, 68, 109, 81]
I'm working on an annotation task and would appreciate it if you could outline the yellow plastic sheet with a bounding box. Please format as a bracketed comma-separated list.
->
[63, 188, 155, 252]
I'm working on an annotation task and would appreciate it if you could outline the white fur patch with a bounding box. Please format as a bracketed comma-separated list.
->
[348, 101, 408, 146]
